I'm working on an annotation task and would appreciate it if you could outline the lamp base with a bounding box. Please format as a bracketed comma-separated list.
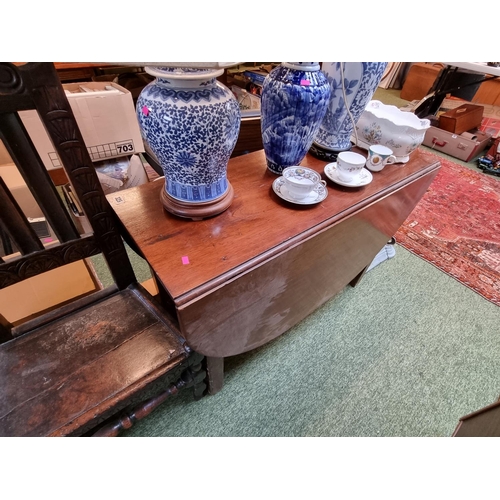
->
[160, 183, 234, 221]
[309, 142, 353, 162]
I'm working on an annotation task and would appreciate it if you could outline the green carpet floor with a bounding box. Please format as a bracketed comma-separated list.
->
[91, 87, 500, 437]
[120, 245, 500, 437]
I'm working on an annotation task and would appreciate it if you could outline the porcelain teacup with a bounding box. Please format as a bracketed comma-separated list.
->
[366, 144, 397, 172]
[336, 151, 366, 183]
[282, 166, 326, 200]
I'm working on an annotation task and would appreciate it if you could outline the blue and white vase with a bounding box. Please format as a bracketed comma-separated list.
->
[136, 66, 241, 218]
[310, 62, 388, 161]
[260, 62, 331, 175]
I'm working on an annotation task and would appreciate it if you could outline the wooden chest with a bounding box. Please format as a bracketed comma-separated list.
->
[438, 103, 484, 134]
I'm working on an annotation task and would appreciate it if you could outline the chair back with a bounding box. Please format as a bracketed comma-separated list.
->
[0, 62, 136, 340]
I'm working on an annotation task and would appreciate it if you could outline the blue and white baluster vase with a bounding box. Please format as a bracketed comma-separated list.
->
[260, 62, 331, 175]
[136, 67, 241, 220]
[310, 62, 388, 161]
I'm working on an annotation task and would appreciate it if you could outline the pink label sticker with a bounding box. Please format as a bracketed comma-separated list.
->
[181, 256, 190, 265]
[43, 238, 54, 243]
[300, 79, 311, 86]
[142, 105, 149, 116]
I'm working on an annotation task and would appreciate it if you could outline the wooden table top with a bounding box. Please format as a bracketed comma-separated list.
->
[107, 148, 440, 306]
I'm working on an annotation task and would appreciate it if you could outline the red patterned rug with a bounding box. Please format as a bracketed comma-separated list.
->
[395, 152, 500, 306]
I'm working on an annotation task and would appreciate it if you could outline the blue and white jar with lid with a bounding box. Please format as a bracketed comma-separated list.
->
[260, 62, 331, 175]
[136, 66, 241, 219]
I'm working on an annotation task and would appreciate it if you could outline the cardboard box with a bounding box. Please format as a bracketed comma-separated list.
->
[0, 140, 11, 165]
[438, 103, 484, 135]
[0, 259, 102, 325]
[18, 82, 144, 171]
[0, 162, 44, 219]
[423, 126, 492, 162]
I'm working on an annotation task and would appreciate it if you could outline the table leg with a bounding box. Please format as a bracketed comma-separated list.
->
[149, 274, 224, 395]
[206, 356, 224, 395]
[349, 268, 367, 287]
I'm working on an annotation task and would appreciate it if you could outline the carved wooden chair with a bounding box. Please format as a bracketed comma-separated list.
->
[0, 62, 206, 436]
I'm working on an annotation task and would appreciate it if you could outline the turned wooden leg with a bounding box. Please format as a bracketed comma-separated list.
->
[206, 356, 224, 395]
[192, 360, 207, 400]
[92, 362, 207, 437]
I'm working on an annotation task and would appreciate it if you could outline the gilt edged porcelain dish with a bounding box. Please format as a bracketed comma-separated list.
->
[272, 176, 328, 205]
[324, 162, 373, 187]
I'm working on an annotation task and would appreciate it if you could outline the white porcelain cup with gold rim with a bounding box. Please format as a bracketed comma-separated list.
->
[282, 166, 326, 200]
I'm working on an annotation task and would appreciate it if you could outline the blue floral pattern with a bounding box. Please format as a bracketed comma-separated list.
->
[260, 63, 331, 174]
[137, 76, 240, 202]
[156, 67, 213, 75]
[145, 80, 227, 104]
[314, 62, 387, 152]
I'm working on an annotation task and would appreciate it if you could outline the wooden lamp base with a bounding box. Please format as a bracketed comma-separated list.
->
[160, 184, 234, 221]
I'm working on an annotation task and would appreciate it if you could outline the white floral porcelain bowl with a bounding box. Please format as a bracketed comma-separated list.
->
[351, 100, 431, 163]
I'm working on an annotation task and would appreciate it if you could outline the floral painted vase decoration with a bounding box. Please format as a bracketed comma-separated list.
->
[260, 62, 331, 175]
[136, 66, 241, 219]
[310, 62, 388, 161]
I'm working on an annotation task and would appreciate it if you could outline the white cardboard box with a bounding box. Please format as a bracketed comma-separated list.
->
[18, 82, 144, 171]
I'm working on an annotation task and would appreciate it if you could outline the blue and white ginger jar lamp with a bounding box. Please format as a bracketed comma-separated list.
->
[136, 66, 241, 219]
[260, 62, 331, 175]
[310, 62, 388, 161]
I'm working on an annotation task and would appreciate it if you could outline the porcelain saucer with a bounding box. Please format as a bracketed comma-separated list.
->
[324, 162, 373, 187]
[272, 176, 328, 205]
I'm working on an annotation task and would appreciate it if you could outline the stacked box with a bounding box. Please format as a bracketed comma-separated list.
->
[438, 103, 484, 134]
